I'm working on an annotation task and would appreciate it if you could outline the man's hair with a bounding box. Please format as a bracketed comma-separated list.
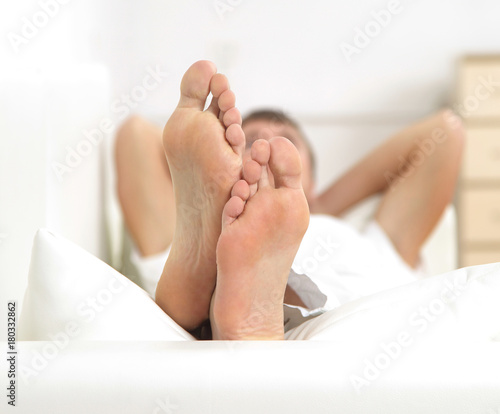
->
[242, 109, 316, 177]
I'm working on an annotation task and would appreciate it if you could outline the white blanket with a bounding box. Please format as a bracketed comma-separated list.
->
[10, 229, 500, 413]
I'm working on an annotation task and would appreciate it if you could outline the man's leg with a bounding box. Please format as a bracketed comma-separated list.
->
[375, 110, 465, 267]
[211, 137, 309, 340]
[115, 116, 175, 256]
[155, 60, 245, 331]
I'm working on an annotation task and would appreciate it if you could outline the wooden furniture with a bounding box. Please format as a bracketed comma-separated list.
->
[457, 55, 500, 266]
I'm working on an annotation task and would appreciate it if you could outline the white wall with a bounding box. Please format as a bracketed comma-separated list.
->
[4, 0, 500, 118]
[4, 0, 500, 175]
[83, 0, 500, 117]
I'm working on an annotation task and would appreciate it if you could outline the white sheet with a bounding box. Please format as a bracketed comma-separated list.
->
[6, 339, 500, 414]
[11, 229, 500, 413]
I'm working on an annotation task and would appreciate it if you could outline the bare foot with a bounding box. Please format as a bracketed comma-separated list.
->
[211, 137, 310, 340]
[155, 61, 245, 330]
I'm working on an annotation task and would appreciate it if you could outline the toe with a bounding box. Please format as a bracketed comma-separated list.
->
[210, 73, 230, 98]
[225, 124, 245, 157]
[207, 73, 230, 116]
[243, 159, 261, 185]
[231, 179, 250, 201]
[250, 139, 271, 188]
[223, 107, 242, 127]
[218, 89, 236, 113]
[250, 139, 271, 166]
[178, 60, 217, 110]
[222, 195, 245, 227]
[268, 137, 303, 189]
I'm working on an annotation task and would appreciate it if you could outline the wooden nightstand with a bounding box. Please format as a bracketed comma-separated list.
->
[457, 55, 500, 267]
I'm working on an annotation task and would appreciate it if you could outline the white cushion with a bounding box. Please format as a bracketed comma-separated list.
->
[19, 229, 500, 346]
[286, 262, 500, 342]
[19, 229, 193, 341]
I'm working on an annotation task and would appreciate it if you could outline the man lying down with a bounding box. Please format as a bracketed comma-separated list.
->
[115, 60, 465, 340]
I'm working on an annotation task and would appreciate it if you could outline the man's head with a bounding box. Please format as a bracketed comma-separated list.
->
[242, 109, 316, 202]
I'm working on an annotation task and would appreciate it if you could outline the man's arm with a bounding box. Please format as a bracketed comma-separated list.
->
[311, 109, 465, 267]
[310, 109, 465, 217]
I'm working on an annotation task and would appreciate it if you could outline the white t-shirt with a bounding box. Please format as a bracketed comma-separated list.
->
[288, 215, 424, 313]
[131, 214, 424, 315]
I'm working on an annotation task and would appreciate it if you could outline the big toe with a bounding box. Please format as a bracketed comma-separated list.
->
[269, 137, 303, 189]
[178, 60, 217, 110]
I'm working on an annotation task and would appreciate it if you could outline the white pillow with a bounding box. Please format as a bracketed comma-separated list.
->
[20, 229, 500, 344]
[286, 262, 500, 342]
[19, 229, 193, 341]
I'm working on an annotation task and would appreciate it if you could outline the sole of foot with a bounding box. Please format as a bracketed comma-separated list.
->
[211, 137, 310, 340]
[155, 60, 245, 330]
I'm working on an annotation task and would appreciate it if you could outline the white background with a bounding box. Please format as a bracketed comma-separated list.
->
[3, 0, 500, 118]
